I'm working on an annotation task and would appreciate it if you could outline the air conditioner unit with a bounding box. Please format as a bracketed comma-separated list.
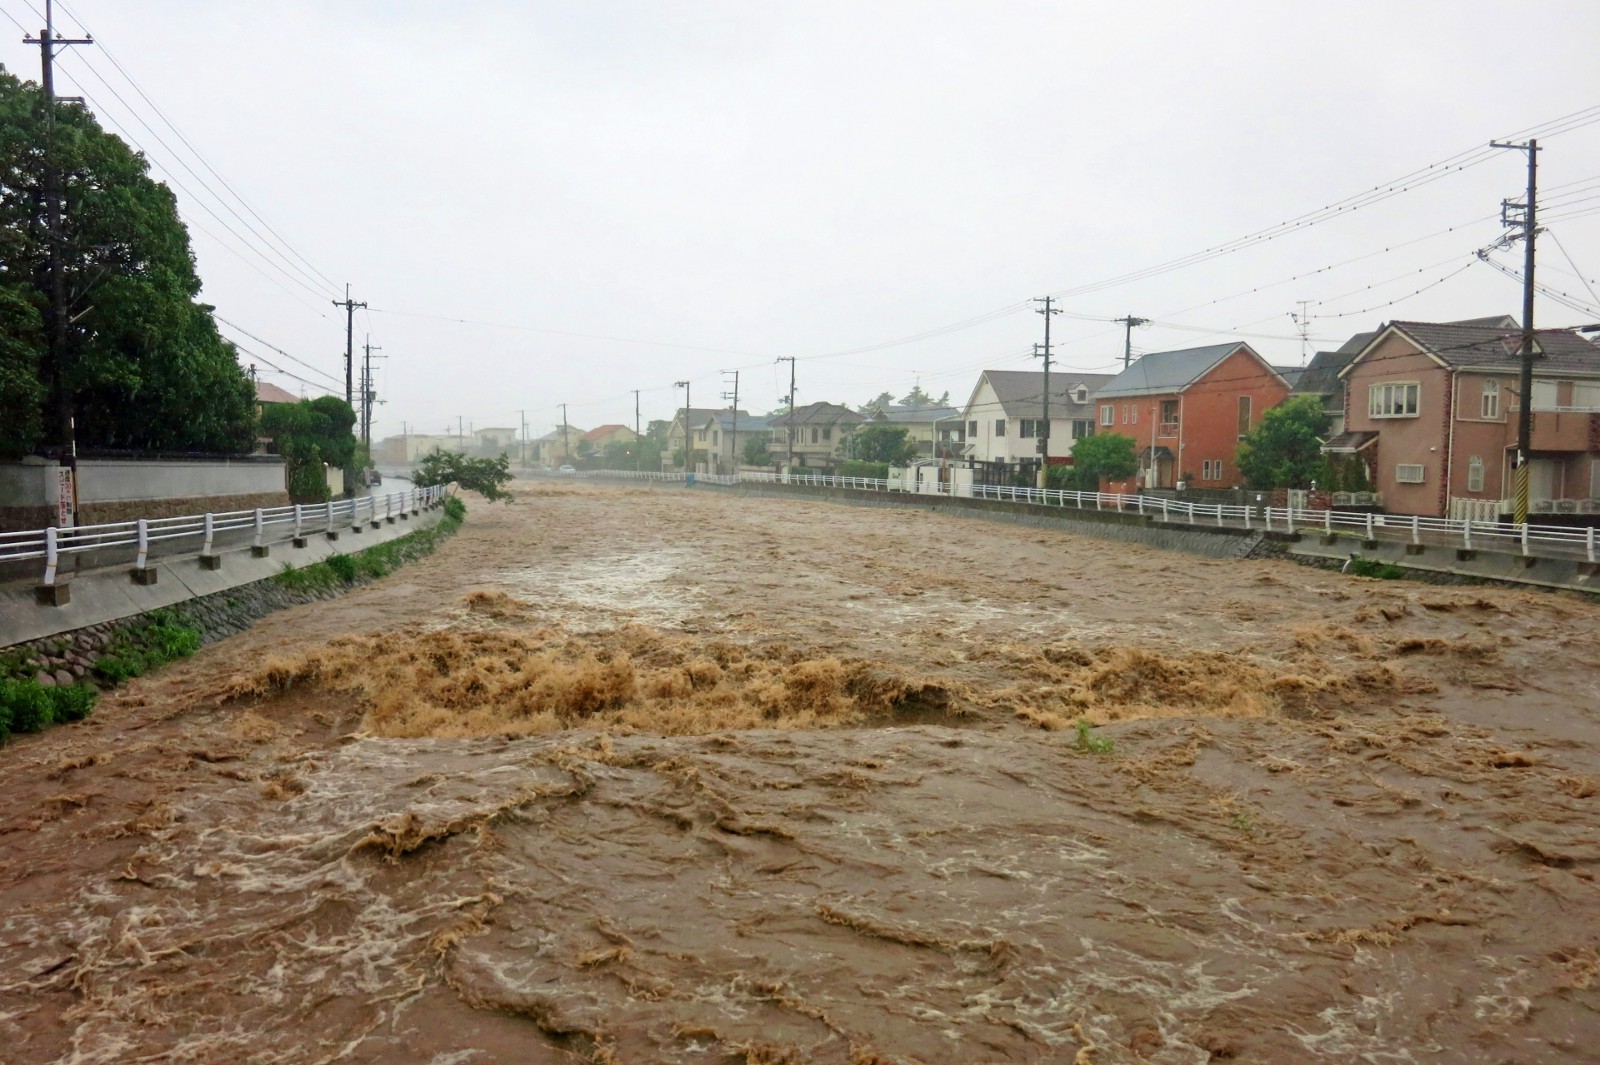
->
[1531, 500, 1555, 513]
[1555, 499, 1578, 514]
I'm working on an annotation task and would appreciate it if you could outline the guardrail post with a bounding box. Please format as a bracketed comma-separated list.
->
[136, 519, 150, 570]
[1411, 515, 1420, 546]
[294, 504, 307, 546]
[199, 512, 221, 570]
[1589, 526, 1597, 564]
[1463, 519, 1473, 553]
[1216, 506, 1224, 528]
[1521, 522, 1530, 557]
[251, 508, 269, 558]
[43, 525, 57, 586]
[1364, 511, 1375, 544]
[1286, 507, 1295, 535]
[1161, 498, 1169, 522]
[326, 499, 339, 540]
[1244, 506, 1252, 530]
[1325, 508, 1332, 536]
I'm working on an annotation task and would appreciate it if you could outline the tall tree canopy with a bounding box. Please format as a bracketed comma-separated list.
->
[1235, 395, 1330, 489]
[0, 66, 255, 459]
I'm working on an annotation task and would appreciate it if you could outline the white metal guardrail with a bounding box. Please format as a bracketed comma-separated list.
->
[0, 485, 451, 587]
[570, 468, 1600, 565]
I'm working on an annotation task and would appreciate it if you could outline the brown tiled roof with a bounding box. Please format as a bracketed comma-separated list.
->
[1383, 320, 1600, 375]
[254, 381, 299, 404]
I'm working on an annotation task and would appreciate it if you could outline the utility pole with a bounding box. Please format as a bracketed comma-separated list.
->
[25, 2, 93, 527]
[1033, 297, 1060, 487]
[1290, 300, 1313, 365]
[331, 284, 366, 408]
[560, 403, 570, 462]
[777, 356, 796, 468]
[1491, 137, 1541, 525]
[674, 382, 691, 471]
[517, 409, 526, 468]
[632, 390, 642, 471]
[457, 415, 463, 452]
[1116, 316, 1149, 370]
[359, 335, 383, 446]
[722, 370, 740, 474]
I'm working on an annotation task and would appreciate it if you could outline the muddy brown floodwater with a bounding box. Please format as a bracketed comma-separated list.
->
[3, 481, 1600, 1064]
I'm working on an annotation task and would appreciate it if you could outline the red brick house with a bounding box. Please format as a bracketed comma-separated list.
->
[1091, 342, 1292, 490]
[1332, 317, 1600, 518]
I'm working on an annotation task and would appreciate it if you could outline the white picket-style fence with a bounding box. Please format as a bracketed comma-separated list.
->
[0, 485, 451, 587]
[572, 468, 1600, 565]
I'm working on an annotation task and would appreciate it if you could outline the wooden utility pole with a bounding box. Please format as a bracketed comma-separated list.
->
[25, 2, 93, 528]
[1033, 297, 1060, 487]
[777, 357, 796, 468]
[360, 335, 383, 445]
[1116, 315, 1149, 370]
[722, 370, 740, 474]
[1490, 137, 1540, 525]
[674, 382, 690, 471]
[632, 390, 641, 471]
[332, 284, 366, 408]
[560, 403, 570, 462]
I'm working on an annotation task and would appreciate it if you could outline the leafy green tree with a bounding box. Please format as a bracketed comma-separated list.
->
[414, 449, 513, 502]
[259, 398, 358, 503]
[1066, 432, 1138, 488]
[741, 436, 772, 466]
[899, 385, 934, 408]
[857, 391, 895, 416]
[0, 68, 255, 456]
[1236, 395, 1330, 489]
[645, 419, 672, 443]
[843, 424, 916, 464]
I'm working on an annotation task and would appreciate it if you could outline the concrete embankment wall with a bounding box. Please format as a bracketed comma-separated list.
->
[718, 481, 1268, 559]
[0, 504, 444, 649]
[0, 457, 291, 532]
[706, 481, 1598, 595]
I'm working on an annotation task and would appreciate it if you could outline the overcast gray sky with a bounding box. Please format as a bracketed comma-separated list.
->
[4, 1, 1599, 441]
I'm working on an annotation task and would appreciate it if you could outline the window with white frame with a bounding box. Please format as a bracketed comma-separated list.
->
[1467, 456, 1484, 492]
[968, 420, 978, 436]
[1072, 419, 1093, 440]
[1480, 379, 1500, 419]
[1531, 380, 1560, 411]
[1073, 386, 1088, 403]
[1201, 459, 1222, 480]
[1369, 381, 1420, 418]
[1020, 419, 1038, 438]
[1395, 463, 1426, 483]
[994, 419, 1006, 437]
[1100, 404, 1114, 426]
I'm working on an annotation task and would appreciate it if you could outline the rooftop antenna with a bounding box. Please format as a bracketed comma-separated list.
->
[1290, 300, 1313, 365]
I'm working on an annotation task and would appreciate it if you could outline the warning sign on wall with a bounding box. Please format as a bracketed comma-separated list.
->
[56, 467, 75, 528]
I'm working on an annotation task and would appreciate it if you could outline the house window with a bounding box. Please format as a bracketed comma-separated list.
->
[1073, 386, 1088, 404]
[823, 427, 832, 442]
[713, 431, 720, 446]
[1468, 456, 1484, 492]
[1481, 379, 1500, 419]
[1020, 419, 1037, 438]
[1160, 400, 1179, 437]
[810, 427, 819, 444]
[1237, 396, 1252, 438]
[994, 419, 1006, 437]
[1072, 419, 1093, 440]
[1202, 459, 1221, 480]
[1531, 380, 1559, 411]
[968, 420, 978, 436]
[1369, 381, 1420, 418]
[1395, 463, 1426, 484]
[1100, 404, 1114, 426]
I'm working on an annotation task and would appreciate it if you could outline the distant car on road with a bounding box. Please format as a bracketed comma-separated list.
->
[558, 464, 576, 474]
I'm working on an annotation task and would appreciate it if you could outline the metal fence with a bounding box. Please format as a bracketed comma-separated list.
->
[574, 468, 1600, 564]
[0, 485, 450, 587]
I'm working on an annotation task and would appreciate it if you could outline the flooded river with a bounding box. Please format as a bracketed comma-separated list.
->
[3, 481, 1598, 1063]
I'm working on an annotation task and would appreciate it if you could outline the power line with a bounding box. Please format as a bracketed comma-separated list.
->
[211, 314, 343, 387]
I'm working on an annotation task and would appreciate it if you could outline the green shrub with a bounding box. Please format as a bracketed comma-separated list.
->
[1348, 557, 1405, 580]
[839, 461, 890, 480]
[1074, 719, 1115, 755]
[93, 612, 202, 684]
[324, 553, 359, 582]
[443, 495, 467, 522]
[1, 677, 57, 733]
[48, 683, 97, 722]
